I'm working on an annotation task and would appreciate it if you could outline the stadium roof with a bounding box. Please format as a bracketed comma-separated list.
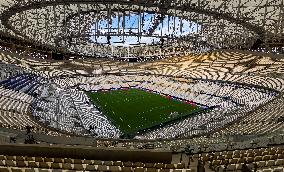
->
[0, 0, 283, 59]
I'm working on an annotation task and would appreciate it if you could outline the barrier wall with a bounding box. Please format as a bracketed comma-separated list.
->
[0, 144, 172, 163]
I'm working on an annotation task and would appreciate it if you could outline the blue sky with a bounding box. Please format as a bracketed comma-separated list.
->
[90, 12, 200, 46]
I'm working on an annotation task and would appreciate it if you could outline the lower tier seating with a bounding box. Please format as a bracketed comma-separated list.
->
[0, 159, 190, 172]
[202, 145, 284, 172]
[0, 143, 190, 172]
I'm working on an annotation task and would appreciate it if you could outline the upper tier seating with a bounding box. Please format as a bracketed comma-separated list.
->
[0, 62, 25, 82]
[0, 74, 43, 97]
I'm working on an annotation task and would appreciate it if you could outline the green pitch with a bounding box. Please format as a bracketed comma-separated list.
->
[86, 88, 203, 135]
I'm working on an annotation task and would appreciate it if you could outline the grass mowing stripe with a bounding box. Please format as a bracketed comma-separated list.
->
[86, 88, 204, 135]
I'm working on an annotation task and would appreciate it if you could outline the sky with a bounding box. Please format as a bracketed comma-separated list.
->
[89, 12, 200, 47]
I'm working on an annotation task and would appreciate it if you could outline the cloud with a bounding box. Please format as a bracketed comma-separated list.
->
[89, 12, 201, 46]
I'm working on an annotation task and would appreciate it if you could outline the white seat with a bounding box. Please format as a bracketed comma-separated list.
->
[273, 167, 284, 172]
[275, 159, 284, 166]
[256, 161, 266, 168]
[266, 160, 275, 167]
[262, 168, 273, 172]
[236, 163, 243, 170]
[226, 164, 236, 171]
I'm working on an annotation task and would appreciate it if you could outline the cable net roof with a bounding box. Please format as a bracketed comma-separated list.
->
[0, 0, 283, 59]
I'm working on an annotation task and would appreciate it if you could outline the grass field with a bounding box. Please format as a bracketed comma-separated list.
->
[86, 88, 204, 135]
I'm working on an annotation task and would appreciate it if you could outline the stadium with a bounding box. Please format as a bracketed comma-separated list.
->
[0, 0, 283, 171]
